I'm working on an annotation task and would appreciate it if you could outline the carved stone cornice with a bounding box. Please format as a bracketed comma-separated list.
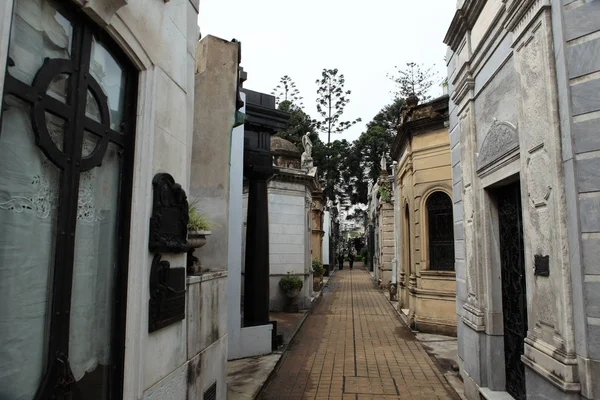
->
[271, 167, 322, 193]
[504, 0, 551, 45]
[391, 95, 449, 160]
[462, 303, 486, 332]
[451, 74, 475, 105]
[443, 0, 487, 51]
[73, 0, 128, 26]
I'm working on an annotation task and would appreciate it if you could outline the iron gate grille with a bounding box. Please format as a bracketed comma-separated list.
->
[498, 182, 527, 400]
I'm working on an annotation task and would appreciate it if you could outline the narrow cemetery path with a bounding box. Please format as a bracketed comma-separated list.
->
[258, 264, 460, 400]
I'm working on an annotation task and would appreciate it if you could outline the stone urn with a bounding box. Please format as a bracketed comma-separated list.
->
[187, 230, 211, 274]
[285, 288, 301, 299]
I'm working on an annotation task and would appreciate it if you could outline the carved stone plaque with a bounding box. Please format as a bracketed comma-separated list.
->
[149, 254, 186, 332]
[149, 173, 189, 254]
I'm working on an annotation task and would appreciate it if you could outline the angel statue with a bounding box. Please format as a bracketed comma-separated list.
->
[301, 132, 314, 168]
[302, 133, 313, 158]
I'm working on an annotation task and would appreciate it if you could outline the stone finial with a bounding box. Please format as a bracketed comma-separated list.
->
[406, 93, 419, 108]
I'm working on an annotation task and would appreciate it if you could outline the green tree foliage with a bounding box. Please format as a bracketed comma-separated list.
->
[274, 70, 405, 207]
[388, 62, 439, 101]
[315, 68, 361, 144]
[272, 75, 303, 109]
[366, 97, 405, 134]
[345, 98, 405, 204]
[322, 139, 352, 201]
[276, 100, 317, 145]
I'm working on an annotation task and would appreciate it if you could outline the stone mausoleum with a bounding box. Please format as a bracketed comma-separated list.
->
[445, 0, 600, 399]
[0, 0, 234, 399]
[391, 94, 456, 336]
[267, 136, 322, 311]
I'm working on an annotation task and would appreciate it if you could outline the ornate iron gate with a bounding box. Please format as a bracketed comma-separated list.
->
[497, 182, 527, 400]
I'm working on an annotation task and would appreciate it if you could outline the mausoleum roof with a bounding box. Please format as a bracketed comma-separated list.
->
[271, 136, 301, 157]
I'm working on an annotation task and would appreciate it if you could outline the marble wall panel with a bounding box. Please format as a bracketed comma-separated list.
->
[474, 59, 517, 150]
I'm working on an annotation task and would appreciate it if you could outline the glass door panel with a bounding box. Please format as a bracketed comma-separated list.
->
[1, 0, 136, 398]
[0, 95, 61, 400]
[8, 0, 73, 85]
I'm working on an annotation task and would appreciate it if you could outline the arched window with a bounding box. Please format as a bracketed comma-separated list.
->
[427, 192, 455, 271]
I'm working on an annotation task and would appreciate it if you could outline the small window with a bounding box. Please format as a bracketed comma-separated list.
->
[427, 192, 455, 271]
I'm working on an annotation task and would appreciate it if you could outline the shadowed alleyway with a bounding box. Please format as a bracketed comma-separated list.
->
[258, 265, 460, 400]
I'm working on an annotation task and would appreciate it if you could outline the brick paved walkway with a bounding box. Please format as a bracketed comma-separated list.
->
[258, 266, 460, 400]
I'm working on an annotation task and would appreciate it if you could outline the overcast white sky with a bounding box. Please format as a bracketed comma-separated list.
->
[198, 0, 456, 143]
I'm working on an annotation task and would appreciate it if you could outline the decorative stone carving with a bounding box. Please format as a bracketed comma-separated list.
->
[301, 132, 314, 168]
[149, 173, 190, 254]
[477, 119, 519, 171]
[526, 151, 552, 208]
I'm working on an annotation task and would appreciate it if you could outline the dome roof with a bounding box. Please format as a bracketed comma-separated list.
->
[270, 136, 301, 156]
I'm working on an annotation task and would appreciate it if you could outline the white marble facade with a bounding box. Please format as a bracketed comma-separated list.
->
[445, 0, 599, 399]
[0, 0, 232, 399]
[242, 177, 315, 312]
[267, 181, 315, 311]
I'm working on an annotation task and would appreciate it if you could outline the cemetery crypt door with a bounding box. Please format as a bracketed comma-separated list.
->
[497, 181, 528, 400]
[0, 0, 137, 399]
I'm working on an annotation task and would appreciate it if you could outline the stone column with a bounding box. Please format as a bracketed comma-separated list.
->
[240, 89, 289, 327]
[243, 172, 271, 327]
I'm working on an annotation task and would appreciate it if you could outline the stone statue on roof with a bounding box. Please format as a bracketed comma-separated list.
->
[301, 132, 314, 168]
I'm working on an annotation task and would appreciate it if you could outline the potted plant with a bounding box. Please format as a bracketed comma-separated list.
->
[312, 259, 325, 291]
[279, 273, 304, 299]
[187, 201, 213, 274]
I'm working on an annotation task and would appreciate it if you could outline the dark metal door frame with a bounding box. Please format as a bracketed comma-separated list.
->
[497, 181, 528, 400]
[2, 1, 138, 398]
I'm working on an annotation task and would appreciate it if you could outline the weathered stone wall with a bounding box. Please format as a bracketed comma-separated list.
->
[445, 0, 598, 398]
[242, 179, 314, 312]
[551, 1, 600, 396]
[378, 200, 395, 285]
[311, 195, 325, 264]
[190, 36, 239, 272]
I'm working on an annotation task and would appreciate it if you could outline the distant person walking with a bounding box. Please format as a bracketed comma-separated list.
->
[348, 248, 355, 270]
[338, 251, 345, 270]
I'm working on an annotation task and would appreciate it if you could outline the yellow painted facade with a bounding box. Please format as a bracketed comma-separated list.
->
[392, 96, 457, 336]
